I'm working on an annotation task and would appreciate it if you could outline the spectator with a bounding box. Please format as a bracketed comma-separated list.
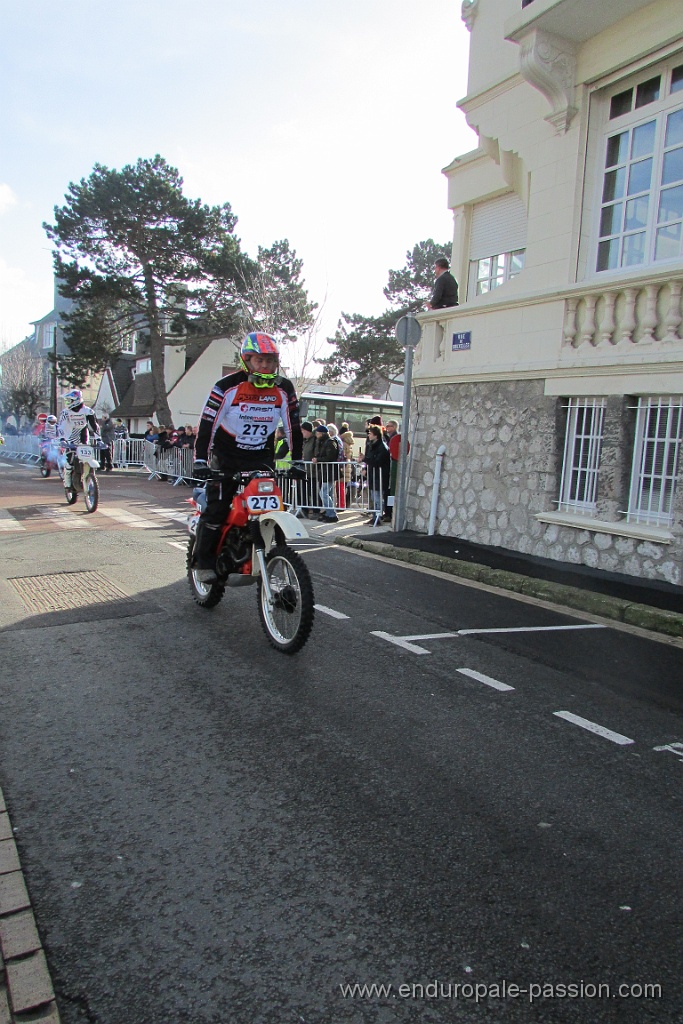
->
[383, 419, 408, 522]
[426, 257, 459, 310]
[274, 425, 291, 469]
[311, 424, 339, 523]
[144, 421, 158, 442]
[182, 425, 195, 450]
[173, 426, 187, 447]
[113, 418, 128, 468]
[339, 422, 355, 507]
[155, 425, 173, 480]
[327, 423, 346, 509]
[364, 424, 390, 525]
[100, 415, 115, 472]
[298, 420, 316, 517]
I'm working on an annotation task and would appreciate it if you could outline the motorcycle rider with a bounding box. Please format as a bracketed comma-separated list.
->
[192, 332, 303, 582]
[57, 388, 100, 488]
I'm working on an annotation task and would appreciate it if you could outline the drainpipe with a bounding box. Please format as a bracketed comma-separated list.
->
[428, 445, 447, 536]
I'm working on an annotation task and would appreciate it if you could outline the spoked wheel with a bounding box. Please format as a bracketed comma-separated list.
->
[186, 537, 226, 608]
[257, 544, 314, 654]
[40, 463, 51, 478]
[64, 486, 78, 505]
[84, 470, 99, 513]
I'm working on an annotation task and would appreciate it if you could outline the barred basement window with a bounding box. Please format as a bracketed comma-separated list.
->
[627, 397, 683, 525]
[558, 398, 606, 513]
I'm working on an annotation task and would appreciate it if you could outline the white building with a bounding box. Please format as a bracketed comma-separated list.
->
[412, 0, 683, 584]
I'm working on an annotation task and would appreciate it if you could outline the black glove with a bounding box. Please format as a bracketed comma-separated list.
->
[192, 460, 212, 480]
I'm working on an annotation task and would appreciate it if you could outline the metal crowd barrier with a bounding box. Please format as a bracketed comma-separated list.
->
[0, 436, 388, 518]
[0, 436, 42, 462]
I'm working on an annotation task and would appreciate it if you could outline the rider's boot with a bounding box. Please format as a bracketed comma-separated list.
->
[192, 521, 220, 582]
[63, 466, 72, 487]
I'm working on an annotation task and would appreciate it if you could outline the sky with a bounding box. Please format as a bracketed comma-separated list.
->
[0, 0, 477, 361]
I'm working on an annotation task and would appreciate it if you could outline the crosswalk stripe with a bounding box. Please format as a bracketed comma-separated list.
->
[96, 508, 162, 528]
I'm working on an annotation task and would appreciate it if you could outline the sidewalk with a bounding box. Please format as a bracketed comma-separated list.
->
[326, 519, 683, 640]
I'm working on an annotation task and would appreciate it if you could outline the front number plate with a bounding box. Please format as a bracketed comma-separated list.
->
[76, 445, 94, 459]
[246, 495, 282, 512]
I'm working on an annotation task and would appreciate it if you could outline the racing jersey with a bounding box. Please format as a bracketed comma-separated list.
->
[41, 422, 58, 441]
[195, 371, 302, 470]
[57, 405, 99, 446]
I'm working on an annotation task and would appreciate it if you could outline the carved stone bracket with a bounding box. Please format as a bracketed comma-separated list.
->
[461, 0, 479, 32]
[518, 29, 578, 134]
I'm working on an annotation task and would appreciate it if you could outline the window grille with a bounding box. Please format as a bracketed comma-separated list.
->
[627, 397, 683, 525]
[558, 398, 606, 513]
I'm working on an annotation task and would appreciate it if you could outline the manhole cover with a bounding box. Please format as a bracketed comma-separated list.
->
[8, 571, 133, 614]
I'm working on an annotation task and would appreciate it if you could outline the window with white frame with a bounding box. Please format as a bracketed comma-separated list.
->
[472, 250, 525, 296]
[120, 331, 137, 354]
[627, 397, 683, 525]
[558, 398, 606, 514]
[42, 324, 56, 349]
[467, 193, 527, 299]
[596, 57, 683, 272]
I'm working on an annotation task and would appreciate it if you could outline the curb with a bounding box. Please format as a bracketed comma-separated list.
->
[334, 536, 683, 639]
[0, 788, 60, 1023]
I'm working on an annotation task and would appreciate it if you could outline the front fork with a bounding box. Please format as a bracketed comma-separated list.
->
[249, 520, 275, 608]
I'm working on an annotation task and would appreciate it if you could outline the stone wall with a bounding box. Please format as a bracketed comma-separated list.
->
[407, 380, 683, 585]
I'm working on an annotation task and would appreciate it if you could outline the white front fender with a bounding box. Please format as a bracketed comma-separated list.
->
[259, 510, 310, 549]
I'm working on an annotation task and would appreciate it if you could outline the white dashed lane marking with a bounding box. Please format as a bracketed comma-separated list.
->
[457, 668, 515, 692]
[314, 604, 350, 620]
[553, 711, 635, 746]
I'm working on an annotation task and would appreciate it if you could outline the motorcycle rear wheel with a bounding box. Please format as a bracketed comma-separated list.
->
[186, 537, 226, 608]
[257, 544, 314, 654]
[84, 470, 99, 513]
[40, 464, 51, 478]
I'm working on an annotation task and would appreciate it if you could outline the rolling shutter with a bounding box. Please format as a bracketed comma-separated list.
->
[469, 193, 528, 260]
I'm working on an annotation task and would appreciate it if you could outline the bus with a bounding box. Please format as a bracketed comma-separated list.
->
[298, 392, 402, 438]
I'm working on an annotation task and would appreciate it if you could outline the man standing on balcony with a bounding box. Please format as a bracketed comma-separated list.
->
[427, 257, 459, 310]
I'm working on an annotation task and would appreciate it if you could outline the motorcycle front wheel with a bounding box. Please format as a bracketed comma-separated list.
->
[64, 485, 78, 505]
[84, 469, 99, 513]
[257, 544, 314, 654]
[40, 463, 51, 478]
[186, 537, 226, 608]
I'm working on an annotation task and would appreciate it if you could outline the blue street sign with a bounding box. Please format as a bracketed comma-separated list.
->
[452, 331, 471, 351]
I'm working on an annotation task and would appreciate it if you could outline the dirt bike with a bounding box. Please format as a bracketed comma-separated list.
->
[38, 439, 65, 479]
[63, 440, 104, 513]
[187, 467, 315, 654]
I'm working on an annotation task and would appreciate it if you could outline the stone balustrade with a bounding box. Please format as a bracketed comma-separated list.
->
[563, 272, 683, 350]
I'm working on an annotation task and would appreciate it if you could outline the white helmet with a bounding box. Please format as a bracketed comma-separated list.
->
[62, 388, 83, 410]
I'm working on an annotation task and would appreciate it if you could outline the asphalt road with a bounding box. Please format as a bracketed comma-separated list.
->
[0, 462, 682, 1023]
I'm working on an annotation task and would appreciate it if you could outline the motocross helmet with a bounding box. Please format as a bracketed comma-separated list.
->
[239, 332, 280, 389]
[47, 415, 58, 424]
[62, 388, 83, 410]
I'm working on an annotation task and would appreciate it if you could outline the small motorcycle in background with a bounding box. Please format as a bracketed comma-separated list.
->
[63, 440, 105, 513]
[187, 467, 315, 654]
[38, 439, 65, 479]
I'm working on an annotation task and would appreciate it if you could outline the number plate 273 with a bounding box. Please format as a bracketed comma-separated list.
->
[246, 495, 282, 512]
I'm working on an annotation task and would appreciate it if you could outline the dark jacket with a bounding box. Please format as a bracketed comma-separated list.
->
[302, 433, 316, 461]
[314, 435, 339, 463]
[364, 437, 390, 491]
[430, 271, 459, 309]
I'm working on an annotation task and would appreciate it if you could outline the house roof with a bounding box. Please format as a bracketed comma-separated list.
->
[112, 372, 155, 418]
[109, 356, 135, 406]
